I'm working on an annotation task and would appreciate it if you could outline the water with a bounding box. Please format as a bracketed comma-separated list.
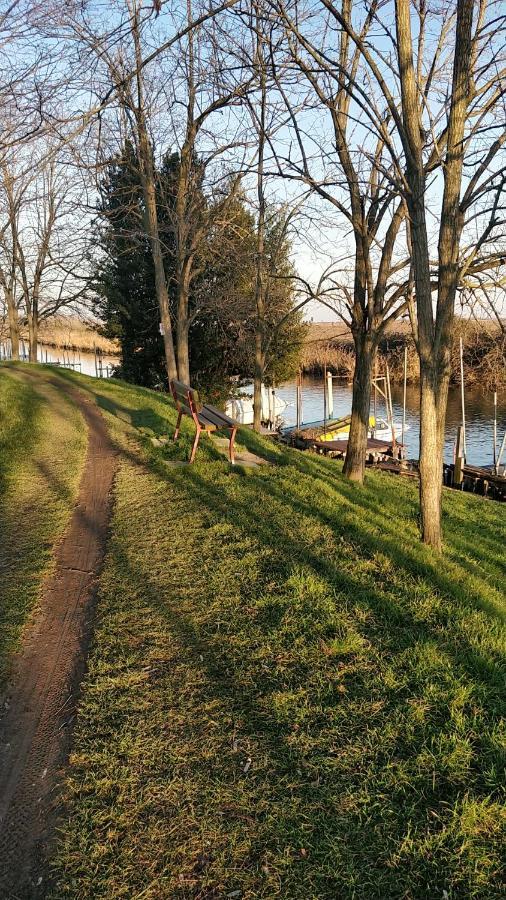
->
[274, 375, 506, 467]
[3, 340, 504, 468]
[0, 343, 118, 378]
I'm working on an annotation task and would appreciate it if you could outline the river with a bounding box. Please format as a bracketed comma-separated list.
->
[4, 343, 504, 468]
[273, 375, 506, 468]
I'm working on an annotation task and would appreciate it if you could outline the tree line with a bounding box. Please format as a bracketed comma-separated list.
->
[0, 0, 505, 550]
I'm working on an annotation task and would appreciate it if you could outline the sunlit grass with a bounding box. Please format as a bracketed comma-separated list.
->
[41, 367, 505, 899]
[4, 365, 503, 899]
[0, 365, 87, 684]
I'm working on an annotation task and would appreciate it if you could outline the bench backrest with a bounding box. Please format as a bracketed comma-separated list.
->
[170, 379, 202, 420]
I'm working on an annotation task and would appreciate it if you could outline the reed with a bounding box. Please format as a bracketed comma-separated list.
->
[0, 316, 119, 355]
[303, 319, 505, 389]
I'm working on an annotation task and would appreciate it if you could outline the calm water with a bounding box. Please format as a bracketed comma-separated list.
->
[274, 375, 506, 467]
[6, 342, 503, 468]
[35, 344, 117, 377]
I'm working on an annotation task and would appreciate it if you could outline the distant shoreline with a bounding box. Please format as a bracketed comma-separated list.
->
[301, 319, 505, 390]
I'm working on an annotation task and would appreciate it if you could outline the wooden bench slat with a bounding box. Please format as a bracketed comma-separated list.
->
[197, 413, 218, 431]
[202, 404, 236, 427]
[171, 379, 202, 412]
[199, 407, 236, 429]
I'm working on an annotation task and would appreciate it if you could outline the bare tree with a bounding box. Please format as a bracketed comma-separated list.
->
[0, 140, 93, 361]
[59, 0, 255, 384]
[264, 0, 411, 478]
[300, 0, 506, 547]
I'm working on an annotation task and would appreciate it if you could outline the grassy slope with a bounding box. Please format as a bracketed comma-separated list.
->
[40, 368, 506, 900]
[0, 366, 87, 685]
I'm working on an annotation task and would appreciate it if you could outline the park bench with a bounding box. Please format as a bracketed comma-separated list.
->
[170, 379, 238, 464]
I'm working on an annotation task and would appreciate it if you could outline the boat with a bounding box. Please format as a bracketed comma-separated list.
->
[280, 414, 409, 442]
[225, 385, 287, 425]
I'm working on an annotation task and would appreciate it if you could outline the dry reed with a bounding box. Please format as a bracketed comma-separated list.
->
[303, 319, 505, 390]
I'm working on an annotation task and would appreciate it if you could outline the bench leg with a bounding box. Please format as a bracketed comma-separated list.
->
[173, 411, 182, 441]
[189, 423, 201, 463]
[229, 426, 237, 464]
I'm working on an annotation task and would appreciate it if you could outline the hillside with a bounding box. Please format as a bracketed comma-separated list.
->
[0, 363, 504, 899]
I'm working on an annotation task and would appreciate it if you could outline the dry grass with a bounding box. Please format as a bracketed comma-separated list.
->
[303, 319, 505, 389]
[22, 317, 119, 354]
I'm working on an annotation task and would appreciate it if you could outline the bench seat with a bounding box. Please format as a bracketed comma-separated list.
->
[170, 380, 238, 463]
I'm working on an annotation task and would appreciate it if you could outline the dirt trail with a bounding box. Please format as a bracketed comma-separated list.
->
[0, 377, 118, 898]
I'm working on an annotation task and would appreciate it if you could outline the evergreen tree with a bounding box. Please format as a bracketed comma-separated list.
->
[93, 142, 170, 388]
[93, 143, 306, 396]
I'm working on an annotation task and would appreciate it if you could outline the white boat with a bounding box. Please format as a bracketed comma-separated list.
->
[226, 386, 287, 425]
[368, 418, 410, 442]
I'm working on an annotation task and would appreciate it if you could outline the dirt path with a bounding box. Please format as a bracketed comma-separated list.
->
[0, 378, 118, 898]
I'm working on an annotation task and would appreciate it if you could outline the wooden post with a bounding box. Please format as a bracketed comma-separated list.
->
[401, 345, 407, 448]
[373, 360, 377, 436]
[323, 365, 327, 436]
[496, 430, 506, 473]
[493, 390, 497, 474]
[296, 372, 301, 429]
[94, 344, 98, 378]
[326, 370, 333, 419]
[454, 425, 464, 487]
[460, 336, 467, 460]
[386, 364, 395, 448]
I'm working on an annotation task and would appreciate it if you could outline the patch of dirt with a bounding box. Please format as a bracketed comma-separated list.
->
[0, 379, 118, 898]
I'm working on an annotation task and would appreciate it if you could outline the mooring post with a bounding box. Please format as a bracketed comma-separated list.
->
[386, 364, 395, 449]
[493, 391, 497, 474]
[327, 370, 333, 419]
[296, 371, 302, 429]
[323, 364, 327, 436]
[460, 336, 467, 460]
[496, 430, 506, 473]
[401, 345, 407, 447]
[454, 425, 464, 487]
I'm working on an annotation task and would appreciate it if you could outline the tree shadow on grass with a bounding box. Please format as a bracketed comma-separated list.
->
[100, 457, 504, 898]
[111, 426, 505, 704]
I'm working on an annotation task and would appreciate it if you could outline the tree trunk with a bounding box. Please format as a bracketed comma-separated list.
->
[176, 265, 191, 384]
[141, 165, 178, 384]
[418, 368, 449, 551]
[177, 298, 190, 384]
[129, 6, 178, 386]
[253, 334, 265, 431]
[28, 314, 38, 362]
[343, 337, 375, 482]
[28, 292, 39, 362]
[6, 290, 20, 360]
[253, 6, 267, 433]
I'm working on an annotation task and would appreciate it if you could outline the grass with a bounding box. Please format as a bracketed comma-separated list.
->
[0, 366, 87, 686]
[2, 364, 504, 898]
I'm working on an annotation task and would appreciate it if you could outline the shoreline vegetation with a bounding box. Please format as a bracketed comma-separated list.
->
[302, 320, 506, 390]
[0, 316, 120, 356]
[2, 316, 504, 390]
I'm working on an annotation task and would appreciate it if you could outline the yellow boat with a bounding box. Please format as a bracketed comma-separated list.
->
[317, 415, 376, 442]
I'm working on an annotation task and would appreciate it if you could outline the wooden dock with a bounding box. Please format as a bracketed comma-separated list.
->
[443, 462, 506, 501]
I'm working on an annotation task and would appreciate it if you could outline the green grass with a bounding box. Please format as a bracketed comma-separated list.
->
[0, 365, 87, 685]
[3, 365, 505, 899]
